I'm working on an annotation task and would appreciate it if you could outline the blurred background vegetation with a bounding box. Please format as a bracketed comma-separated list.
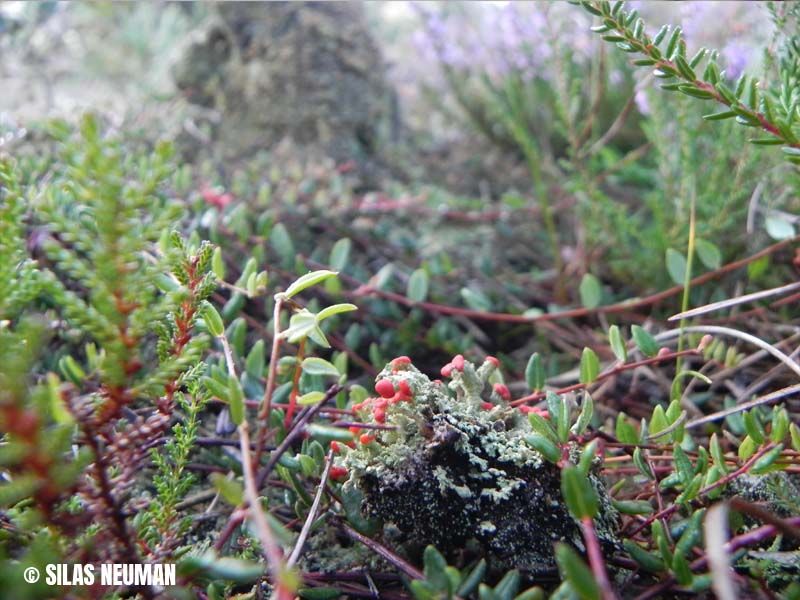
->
[1, 0, 797, 392]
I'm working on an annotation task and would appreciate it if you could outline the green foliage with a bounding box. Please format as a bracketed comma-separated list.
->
[525, 353, 546, 391]
[579, 347, 600, 384]
[555, 543, 599, 600]
[631, 325, 659, 357]
[407, 268, 431, 303]
[35, 115, 214, 391]
[138, 381, 210, 557]
[608, 325, 627, 362]
[2, 3, 800, 597]
[0, 318, 89, 513]
[410, 546, 540, 600]
[0, 162, 41, 320]
[580, 0, 800, 154]
[579, 274, 602, 309]
[0, 116, 218, 581]
[561, 466, 599, 520]
[416, 2, 798, 292]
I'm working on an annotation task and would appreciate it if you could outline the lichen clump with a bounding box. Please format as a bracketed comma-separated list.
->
[337, 356, 619, 576]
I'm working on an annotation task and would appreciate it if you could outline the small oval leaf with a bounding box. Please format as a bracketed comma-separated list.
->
[460, 287, 492, 312]
[694, 239, 721, 270]
[579, 273, 602, 309]
[407, 269, 430, 303]
[765, 215, 796, 240]
[210, 473, 245, 506]
[329, 238, 352, 271]
[301, 357, 340, 378]
[297, 391, 326, 406]
[316, 303, 358, 322]
[270, 222, 295, 263]
[561, 465, 600, 521]
[284, 270, 339, 299]
[525, 353, 546, 391]
[212, 246, 226, 280]
[608, 325, 627, 362]
[579, 348, 600, 385]
[228, 378, 245, 425]
[201, 301, 225, 337]
[555, 543, 600, 600]
[666, 248, 688, 285]
[631, 325, 659, 357]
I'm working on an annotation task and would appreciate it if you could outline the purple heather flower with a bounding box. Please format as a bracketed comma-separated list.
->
[634, 88, 650, 116]
[721, 40, 750, 80]
[408, 1, 595, 91]
[679, 1, 718, 45]
[675, 1, 767, 78]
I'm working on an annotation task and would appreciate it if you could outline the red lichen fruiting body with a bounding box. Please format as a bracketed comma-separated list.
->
[493, 383, 511, 401]
[395, 380, 413, 402]
[391, 356, 412, 372]
[329, 466, 348, 480]
[375, 378, 396, 399]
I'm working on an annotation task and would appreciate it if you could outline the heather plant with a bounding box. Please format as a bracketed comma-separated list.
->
[584, 91, 771, 288]
[414, 1, 797, 292]
[0, 161, 42, 320]
[579, 0, 799, 156]
[0, 116, 218, 596]
[567, 0, 800, 287]
[414, 2, 630, 272]
[577, 0, 799, 247]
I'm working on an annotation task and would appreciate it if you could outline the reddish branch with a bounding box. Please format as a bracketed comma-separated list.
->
[0, 402, 63, 520]
[728, 496, 800, 540]
[284, 339, 307, 429]
[82, 430, 155, 599]
[214, 386, 341, 552]
[628, 443, 779, 537]
[511, 348, 700, 406]
[636, 515, 800, 600]
[338, 521, 424, 580]
[580, 518, 618, 600]
[253, 296, 284, 467]
[308, 235, 798, 325]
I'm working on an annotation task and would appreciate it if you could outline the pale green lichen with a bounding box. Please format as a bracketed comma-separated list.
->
[479, 520, 497, 534]
[341, 358, 543, 496]
[337, 357, 619, 577]
[433, 465, 473, 499]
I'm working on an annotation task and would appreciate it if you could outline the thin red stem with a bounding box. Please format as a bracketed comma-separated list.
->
[580, 517, 618, 600]
[511, 348, 699, 406]
[628, 443, 777, 537]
